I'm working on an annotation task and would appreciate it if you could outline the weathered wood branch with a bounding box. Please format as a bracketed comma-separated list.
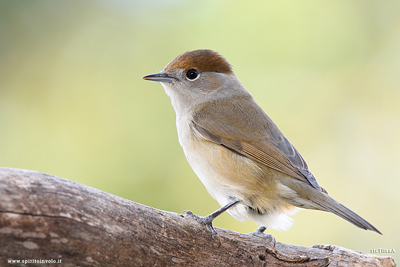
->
[0, 168, 396, 266]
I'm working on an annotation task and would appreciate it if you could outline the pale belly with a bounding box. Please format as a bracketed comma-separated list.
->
[180, 130, 298, 231]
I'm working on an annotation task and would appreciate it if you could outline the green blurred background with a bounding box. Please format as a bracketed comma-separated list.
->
[1, 0, 399, 258]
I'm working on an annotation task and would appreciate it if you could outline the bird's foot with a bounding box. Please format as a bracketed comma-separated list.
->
[182, 201, 239, 247]
[312, 244, 337, 251]
[183, 210, 217, 236]
[183, 210, 221, 247]
[248, 226, 276, 248]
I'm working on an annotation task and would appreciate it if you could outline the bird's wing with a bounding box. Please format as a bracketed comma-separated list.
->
[191, 95, 324, 192]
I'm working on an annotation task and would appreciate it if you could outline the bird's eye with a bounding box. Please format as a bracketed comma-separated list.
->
[186, 69, 199, 80]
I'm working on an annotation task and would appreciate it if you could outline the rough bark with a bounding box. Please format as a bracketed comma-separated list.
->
[0, 168, 396, 267]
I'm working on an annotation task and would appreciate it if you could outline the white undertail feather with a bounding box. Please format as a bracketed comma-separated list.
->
[228, 204, 298, 231]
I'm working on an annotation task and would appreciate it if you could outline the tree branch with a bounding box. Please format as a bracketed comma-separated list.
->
[0, 168, 396, 266]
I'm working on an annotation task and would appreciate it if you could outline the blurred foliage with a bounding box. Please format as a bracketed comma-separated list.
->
[1, 0, 399, 257]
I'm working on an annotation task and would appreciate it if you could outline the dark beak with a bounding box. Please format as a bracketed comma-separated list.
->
[142, 72, 175, 83]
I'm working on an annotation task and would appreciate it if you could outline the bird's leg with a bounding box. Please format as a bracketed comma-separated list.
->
[183, 199, 240, 237]
[254, 226, 267, 234]
[248, 226, 276, 248]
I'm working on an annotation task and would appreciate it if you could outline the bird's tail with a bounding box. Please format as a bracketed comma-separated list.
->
[281, 178, 381, 234]
[311, 193, 382, 235]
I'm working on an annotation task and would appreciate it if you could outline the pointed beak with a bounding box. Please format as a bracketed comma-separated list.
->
[142, 72, 175, 83]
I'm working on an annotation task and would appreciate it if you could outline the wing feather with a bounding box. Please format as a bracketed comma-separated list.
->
[192, 95, 324, 192]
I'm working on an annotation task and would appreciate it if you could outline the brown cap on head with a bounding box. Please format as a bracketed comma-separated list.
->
[164, 49, 233, 75]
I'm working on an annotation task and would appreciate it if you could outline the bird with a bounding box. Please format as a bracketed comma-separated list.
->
[142, 49, 381, 238]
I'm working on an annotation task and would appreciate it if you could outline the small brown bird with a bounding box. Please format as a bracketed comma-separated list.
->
[143, 49, 381, 236]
